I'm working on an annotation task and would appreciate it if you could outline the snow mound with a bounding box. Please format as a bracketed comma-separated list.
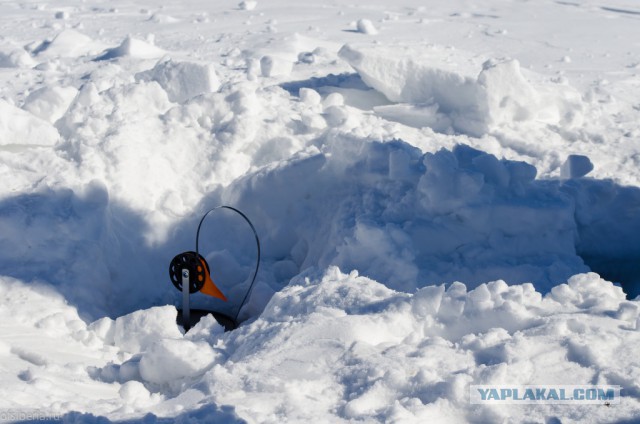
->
[339, 44, 583, 136]
[0, 99, 60, 146]
[136, 59, 220, 103]
[96, 36, 166, 61]
[111, 306, 182, 354]
[33, 29, 100, 58]
[22, 86, 78, 123]
[2, 268, 639, 423]
[139, 338, 219, 385]
[191, 267, 639, 423]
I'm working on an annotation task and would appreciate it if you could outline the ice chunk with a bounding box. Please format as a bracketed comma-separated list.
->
[136, 59, 220, 103]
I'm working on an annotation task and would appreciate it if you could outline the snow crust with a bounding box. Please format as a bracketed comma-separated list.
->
[1, 0, 640, 422]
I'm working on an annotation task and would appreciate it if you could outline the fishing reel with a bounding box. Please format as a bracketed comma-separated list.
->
[169, 251, 227, 299]
[169, 206, 260, 332]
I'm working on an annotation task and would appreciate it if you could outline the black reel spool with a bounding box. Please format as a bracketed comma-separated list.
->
[168, 205, 261, 333]
[169, 251, 209, 293]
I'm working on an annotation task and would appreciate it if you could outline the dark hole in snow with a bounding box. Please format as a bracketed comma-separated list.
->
[177, 308, 237, 332]
[563, 178, 640, 299]
[579, 256, 640, 299]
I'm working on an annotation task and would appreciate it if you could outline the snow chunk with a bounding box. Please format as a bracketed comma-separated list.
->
[149, 13, 180, 24]
[560, 154, 594, 179]
[339, 44, 584, 135]
[0, 48, 35, 68]
[549, 273, 626, 311]
[119, 380, 151, 404]
[113, 306, 182, 354]
[136, 59, 220, 103]
[260, 55, 292, 77]
[139, 339, 219, 385]
[356, 19, 378, 35]
[54, 10, 70, 20]
[0, 99, 60, 146]
[22, 86, 78, 123]
[299, 88, 322, 105]
[96, 36, 166, 61]
[239, 1, 257, 10]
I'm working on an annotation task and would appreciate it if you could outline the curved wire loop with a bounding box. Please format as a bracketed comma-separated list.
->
[196, 205, 261, 324]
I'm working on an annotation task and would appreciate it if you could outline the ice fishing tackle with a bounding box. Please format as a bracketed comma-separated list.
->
[169, 206, 260, 332]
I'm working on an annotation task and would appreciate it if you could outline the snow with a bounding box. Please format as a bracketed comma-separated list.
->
[339, 44, 583, 136]
[356, 19, 378, 35]
[0, 99, 60, 146]
[136, 59, 220, 103]
[1, 0, 640, 422]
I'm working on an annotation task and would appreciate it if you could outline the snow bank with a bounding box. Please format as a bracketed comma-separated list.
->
[2, 269, 639, 422]
[224, 140, 588, 298]
[183, 268, 640, 422]
[339, 44, 583, 136]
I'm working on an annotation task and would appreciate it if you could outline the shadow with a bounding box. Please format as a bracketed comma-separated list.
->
[280, 73, 391, 111]
[612, 417, 640, 424]
[601, 6, 640, 16]
[280, 72, 369, 94]
[0, 183, 261, 322]
[560, 178, 640, 298]
[0, 184, 161, 320]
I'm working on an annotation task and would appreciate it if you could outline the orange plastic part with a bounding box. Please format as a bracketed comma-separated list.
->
[199, 258, 228, 301]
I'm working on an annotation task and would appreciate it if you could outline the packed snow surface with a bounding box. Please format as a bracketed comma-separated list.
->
[1, 0, 640, 422]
